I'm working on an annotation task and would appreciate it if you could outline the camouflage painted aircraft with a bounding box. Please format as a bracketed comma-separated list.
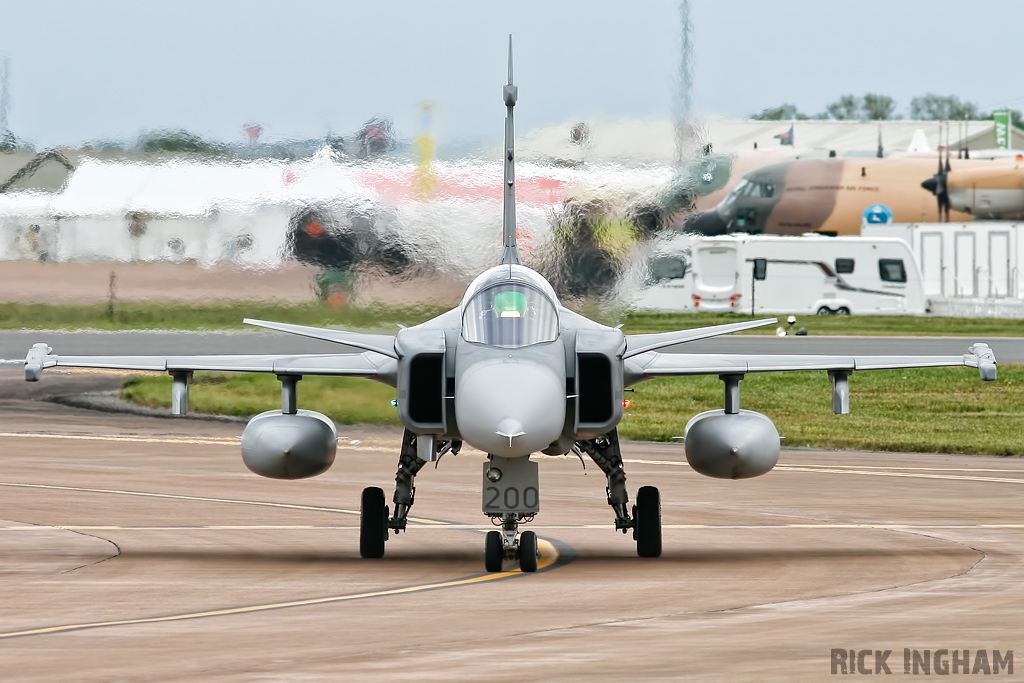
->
[686, 152, 1024, 236]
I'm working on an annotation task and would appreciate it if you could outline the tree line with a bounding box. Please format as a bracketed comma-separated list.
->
[753, 94, 1023, 128]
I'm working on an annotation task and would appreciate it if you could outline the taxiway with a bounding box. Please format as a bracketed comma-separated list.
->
[0, 371, 1021, 680]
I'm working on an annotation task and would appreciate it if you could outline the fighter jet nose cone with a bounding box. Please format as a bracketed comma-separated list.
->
[496, 418, 525, 438]
[455, 361, 564, 458]
[922, 176, 938, 194]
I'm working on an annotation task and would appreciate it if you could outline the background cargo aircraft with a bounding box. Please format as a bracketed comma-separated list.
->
[686, 152, 1024, 236]
[22, 41, 999, 573]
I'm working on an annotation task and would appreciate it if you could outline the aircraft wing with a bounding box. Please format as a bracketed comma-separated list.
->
[243, 319, 398, 358]
[627, 343, 998, 381]
[623, 318, 778, 358]
[24, 344, 393, 381]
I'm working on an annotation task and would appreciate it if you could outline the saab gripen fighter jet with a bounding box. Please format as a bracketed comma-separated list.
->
[24, 40, 999, 573]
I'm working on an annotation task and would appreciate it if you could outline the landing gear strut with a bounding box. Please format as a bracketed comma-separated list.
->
[389, 430, 427, 534]
[577, 429, 662, 558]
[359, 429, 459, 559]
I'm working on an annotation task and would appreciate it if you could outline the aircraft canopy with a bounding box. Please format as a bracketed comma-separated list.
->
[462, 282, 558, 348]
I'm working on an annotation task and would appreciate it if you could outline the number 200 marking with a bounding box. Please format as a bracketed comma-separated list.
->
[485, 485, 538, 510]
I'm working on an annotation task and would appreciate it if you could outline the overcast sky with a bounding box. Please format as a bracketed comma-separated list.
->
[1, 0, 1022, 148]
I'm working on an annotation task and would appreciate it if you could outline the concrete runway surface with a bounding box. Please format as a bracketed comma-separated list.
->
[0, 371, 1022, 680]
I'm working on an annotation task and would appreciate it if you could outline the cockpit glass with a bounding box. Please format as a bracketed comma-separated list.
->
[462, 283, 559, 347]
[725, 178, 748, 202]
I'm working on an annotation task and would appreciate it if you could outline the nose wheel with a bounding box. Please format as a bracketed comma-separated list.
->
[484, 530, 504, 572]
[519, 530, 539, 572]
[483, 524, 539, 573]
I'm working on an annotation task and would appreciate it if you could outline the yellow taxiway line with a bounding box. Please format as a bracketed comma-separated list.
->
[779, 466, 1024, 485]
[623, 458, 1024, 484]
[783, 463, 1024, 473]
[0, 431, 398, 453]
[2, 523, 1023, 533]
[0, 434, 989, 476]
[0, 481, 451, 526]
[0, 539, 558, 640]
[0, 432, 240, 446]
[0, 481, 365, 515]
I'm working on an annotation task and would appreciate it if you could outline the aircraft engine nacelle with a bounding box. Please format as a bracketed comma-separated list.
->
[240, 409, 337, 480]
[683, 409, 780, 479]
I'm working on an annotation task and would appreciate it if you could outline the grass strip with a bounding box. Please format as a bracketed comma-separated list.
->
[0, 301, 449, 332]
[122, 364, 1024, 455]
[2, 301, 1023, 336]
[122, 373, 402, 426]
[621, 311, 1024, 337]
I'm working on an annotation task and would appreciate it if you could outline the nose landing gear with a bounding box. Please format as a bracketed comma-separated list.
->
[484, 518, 539, 572]
[482, 455, 541, 572]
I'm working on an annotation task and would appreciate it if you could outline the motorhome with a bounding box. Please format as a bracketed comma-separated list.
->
[635, 233, 927, 315]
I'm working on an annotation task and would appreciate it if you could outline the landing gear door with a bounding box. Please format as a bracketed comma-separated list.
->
[483, 456, 540, 515]
[574, 328, 626, 439]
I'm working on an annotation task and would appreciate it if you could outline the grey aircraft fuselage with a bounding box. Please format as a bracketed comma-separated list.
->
[396, 262, 621, 460]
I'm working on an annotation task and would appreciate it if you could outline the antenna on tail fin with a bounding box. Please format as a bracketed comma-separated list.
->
[500, 35, 522, 266]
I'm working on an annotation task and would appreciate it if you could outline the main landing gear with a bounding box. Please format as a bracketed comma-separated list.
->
[359, 428, 662, 568]
[359, 429, 460, 559]
[577, 429, 662, 558]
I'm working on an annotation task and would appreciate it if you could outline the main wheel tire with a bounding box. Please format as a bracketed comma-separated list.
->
[635, 486, 662, 558]
[836, 306, 851, 315]
[519, 530, 539, 573]
[816, 306, 833, 315]
[359, 487, 388, 559]
[484, 530, 504, 573]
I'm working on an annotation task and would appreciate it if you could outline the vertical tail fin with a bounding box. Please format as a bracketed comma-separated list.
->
[500, 35, 522, 266]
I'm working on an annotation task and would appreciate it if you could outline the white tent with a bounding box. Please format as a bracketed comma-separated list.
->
[516, 118, 1018, 165]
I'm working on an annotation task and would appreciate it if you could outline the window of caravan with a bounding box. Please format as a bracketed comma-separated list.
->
[650, 256, 687, 281]
[697, 247, 736, 288]
[835, 258, 855, 274]
[878, 259, 907, 283]
[462, 283, 559, 348]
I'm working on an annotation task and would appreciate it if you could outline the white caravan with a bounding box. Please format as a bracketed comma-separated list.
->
[637, 234, 927, 315]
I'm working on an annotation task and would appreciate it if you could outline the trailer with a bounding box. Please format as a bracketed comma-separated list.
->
[636, 233, 927, 315]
